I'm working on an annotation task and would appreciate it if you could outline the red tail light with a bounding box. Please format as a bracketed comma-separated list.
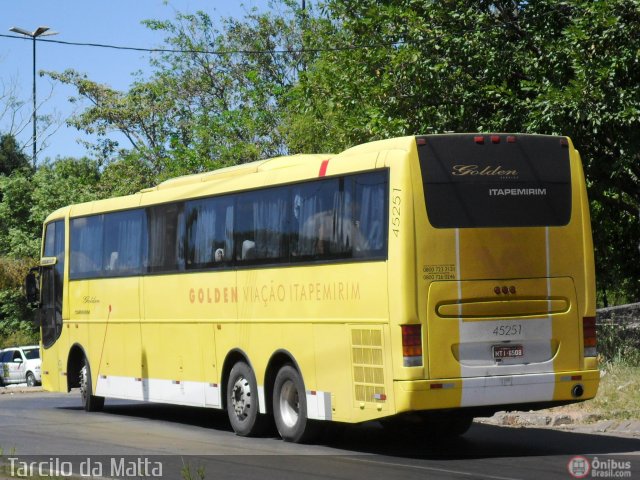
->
[401, 324, 423, 367]
[474, 136, 485, 144]
[583, 316, 597, 357]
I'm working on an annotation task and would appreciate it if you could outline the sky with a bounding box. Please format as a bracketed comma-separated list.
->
[0, 0, 272, 163]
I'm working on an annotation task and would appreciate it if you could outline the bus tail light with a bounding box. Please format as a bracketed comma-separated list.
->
[401, 325, 423, 367]
[583, 316, 597, 357]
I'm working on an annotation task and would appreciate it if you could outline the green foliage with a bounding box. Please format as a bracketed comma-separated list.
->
[98, 154, 155, 197]
[47, 5, 307, 182]
[31, 157, 102, 226]
[0, 134, 31, 176]
[0, 257, 36, 341]
[598, 323, 640, 367]
[0, 171, 38, 256]
[287, 0, 640, 302]
[0, 155, 102, 341]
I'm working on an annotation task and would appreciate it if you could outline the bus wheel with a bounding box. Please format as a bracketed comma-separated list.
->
[226, 361, 265, 436]
[273, 365, 317, 443]
[79, 358, 104, 412]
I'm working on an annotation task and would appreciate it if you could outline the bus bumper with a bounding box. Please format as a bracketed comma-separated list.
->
[393, 370, 600, 413]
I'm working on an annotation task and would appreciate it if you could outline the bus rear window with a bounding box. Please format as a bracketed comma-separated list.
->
[417, 134, 572, 228]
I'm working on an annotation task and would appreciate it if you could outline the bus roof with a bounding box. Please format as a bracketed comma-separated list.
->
[148, 154, 331, 192]
[40, 135, 433, 224]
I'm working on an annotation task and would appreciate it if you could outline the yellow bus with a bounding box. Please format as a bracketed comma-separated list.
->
[27, 134, 598, 442]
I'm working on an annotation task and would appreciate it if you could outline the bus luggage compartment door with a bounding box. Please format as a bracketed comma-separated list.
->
[426, 278, 580, 379]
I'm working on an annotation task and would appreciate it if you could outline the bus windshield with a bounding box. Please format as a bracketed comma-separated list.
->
[418, 134, 572, 228]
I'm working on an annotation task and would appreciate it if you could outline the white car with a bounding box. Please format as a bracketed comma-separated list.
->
[0, 345, 42, 387]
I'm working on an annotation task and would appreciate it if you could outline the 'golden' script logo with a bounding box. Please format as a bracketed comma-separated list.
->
[452, 165, 518, 177]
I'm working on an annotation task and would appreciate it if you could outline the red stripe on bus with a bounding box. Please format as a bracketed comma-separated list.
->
[319, 159, 330, 177]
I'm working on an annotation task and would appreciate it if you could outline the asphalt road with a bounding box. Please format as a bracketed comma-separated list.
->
[0, 391, 638, 480]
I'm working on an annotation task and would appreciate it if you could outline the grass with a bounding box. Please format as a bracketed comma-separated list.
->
[547, 361, 640, 421]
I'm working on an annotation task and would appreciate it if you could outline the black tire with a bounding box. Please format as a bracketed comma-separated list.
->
[80, 357, 104, 412]
[26, 372, 36, 387]
[272, 364, 318, 443]
[226, 361, 267, 436]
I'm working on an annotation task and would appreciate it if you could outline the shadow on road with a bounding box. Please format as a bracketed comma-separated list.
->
[60, 400, 640, 460]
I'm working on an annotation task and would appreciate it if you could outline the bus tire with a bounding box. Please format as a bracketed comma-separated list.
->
[273, 364, 318, 443]
[226, 361, 266, 436]
[80, 357, 104, 412]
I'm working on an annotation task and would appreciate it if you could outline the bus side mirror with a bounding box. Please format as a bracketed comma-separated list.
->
[24, 268, 40, 306]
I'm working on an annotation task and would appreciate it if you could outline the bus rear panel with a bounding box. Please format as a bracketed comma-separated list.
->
[393, 134, 597, 415]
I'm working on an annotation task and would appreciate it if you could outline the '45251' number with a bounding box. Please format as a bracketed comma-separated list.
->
[392, 188, 401, 237]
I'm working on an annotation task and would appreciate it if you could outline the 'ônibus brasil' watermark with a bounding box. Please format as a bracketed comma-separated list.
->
[567, 456, 632, 478]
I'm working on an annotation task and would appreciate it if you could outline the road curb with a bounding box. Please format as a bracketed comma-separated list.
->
[0, 386, 44, 395]
[476, 411, 640, 437]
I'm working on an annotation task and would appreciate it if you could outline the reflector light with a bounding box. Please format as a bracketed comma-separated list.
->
[507, 135, 516, 143]
[501, 286, 509, 295]
[509, 286, 516, 294]
[494, 286, 501, 295]
[491, 135, 500, 144]
[560, 138, 569, 147]
[429, 382, 455, 390]
[583, 316, 597, 356]
[401, 324, 423, 367]
[474, 136, 485, 144]
[416, 137, 427, 146]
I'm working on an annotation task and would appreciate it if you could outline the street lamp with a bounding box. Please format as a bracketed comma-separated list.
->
[9, 26, 58, 167]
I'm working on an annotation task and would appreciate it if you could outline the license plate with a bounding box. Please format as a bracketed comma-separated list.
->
[492, 345, 523, 359]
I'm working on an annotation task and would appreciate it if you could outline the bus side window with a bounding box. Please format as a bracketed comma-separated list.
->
[103, 210, 145, 276]
[292, 179, 338, 259]
[352, 172, 387, 256]
[147, 203, 185, 273]
[235, 186, 289, 263]
[70, 216, 104, 279]
[186, 196, 234, 269]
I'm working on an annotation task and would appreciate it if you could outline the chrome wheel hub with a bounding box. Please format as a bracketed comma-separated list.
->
[231, 376, 252, 420]
[279, 379, 299, 428]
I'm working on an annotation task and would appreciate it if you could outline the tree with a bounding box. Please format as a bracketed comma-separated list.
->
[0, 256, 36, 343]
[0, 134, 31, 176]
[0, 155, 102, 341]
[48, 4, 308, 183]
[286, 0, 640, 302]
[1, 75, 61, 162]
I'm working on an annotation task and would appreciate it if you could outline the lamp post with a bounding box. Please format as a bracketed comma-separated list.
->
[9, 26, 58, 167]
